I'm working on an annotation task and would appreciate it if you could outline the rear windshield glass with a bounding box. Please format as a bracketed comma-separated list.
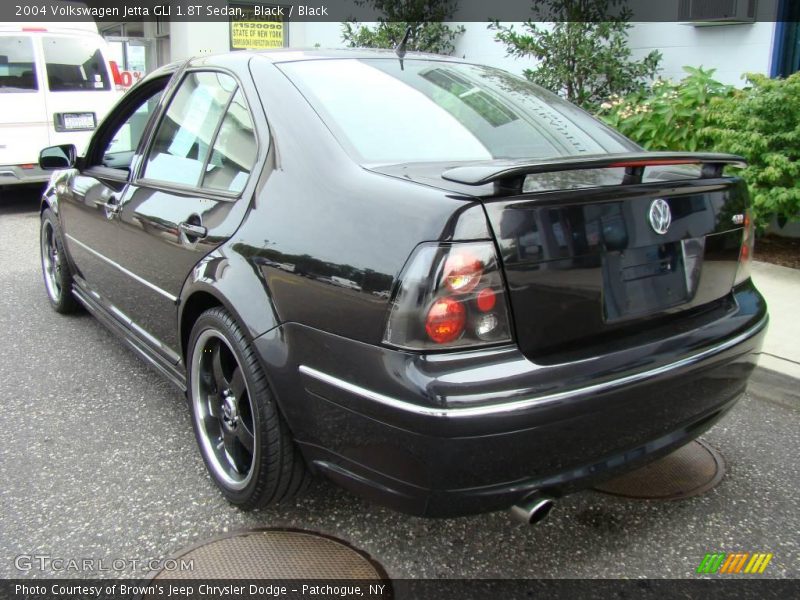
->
[0, 36, 37, 92]
[279, 59, 634, 164]
[43, 36, 110, 92]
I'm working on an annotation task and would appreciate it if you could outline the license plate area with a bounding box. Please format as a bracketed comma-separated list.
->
[603, 239, 704, 322]
[54, 112, 96, 132]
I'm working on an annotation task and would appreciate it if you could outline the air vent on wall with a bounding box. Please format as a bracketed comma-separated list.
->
[679, 0, 757, 25]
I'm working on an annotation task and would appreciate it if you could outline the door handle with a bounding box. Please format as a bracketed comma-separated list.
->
[178, 221, 208, 239]
[99, 201, 121, 214]
[94, 195, 122, 216]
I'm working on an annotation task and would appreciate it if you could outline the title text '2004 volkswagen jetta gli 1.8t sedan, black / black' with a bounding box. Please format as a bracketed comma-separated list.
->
[37, 49, 767, 523]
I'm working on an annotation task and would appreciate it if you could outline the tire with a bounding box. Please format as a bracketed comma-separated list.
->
[187, 307, 308, 509]
[40, 208, 80, 314]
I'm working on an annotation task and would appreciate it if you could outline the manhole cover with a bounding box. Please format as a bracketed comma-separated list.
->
[594, 439, 725, 500]
[149, 528, 387, 581]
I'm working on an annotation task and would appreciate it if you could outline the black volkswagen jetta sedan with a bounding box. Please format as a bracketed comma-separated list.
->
[37, 50, 767, 522]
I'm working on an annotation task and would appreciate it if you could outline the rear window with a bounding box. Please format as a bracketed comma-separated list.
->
[279, 59, 634, 164]
[0, 36, 37, 92]
[43, 36, 110, 92]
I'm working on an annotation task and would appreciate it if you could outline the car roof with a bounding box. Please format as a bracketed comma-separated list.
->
[138, 48, 467, 88]
[190, 47, 467, 66]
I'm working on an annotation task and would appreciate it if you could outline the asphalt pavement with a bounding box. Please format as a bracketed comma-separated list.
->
[0, 190, 798, 580]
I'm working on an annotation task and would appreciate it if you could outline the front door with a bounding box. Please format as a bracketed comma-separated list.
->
[98, 70, 260, 359]
[58, 74, 171, 341]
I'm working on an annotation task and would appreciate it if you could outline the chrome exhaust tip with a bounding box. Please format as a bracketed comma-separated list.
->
[510, 493, 556, 525]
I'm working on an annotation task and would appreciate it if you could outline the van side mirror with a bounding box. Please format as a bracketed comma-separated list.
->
[39, 144, 77, 170]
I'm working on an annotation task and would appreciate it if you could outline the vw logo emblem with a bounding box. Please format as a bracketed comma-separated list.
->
[648, 198, 672, 235]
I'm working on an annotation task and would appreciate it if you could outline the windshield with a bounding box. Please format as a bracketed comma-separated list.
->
[279, 59, 634, 164]
[0, 36, 37, 93]
[43, 35, 110, 92]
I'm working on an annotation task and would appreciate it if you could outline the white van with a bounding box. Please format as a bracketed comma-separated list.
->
[0, 22, 120, 189]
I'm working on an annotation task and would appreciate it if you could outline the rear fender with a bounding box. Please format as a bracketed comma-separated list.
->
[178, 247, 280, 363]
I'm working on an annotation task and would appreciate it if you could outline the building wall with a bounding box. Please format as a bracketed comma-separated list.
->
[628, 22, 777, 85]
[165, 19, 779, 87]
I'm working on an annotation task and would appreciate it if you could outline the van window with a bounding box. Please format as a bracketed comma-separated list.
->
[42, 36, 110, 92]
[0, 36, 38, 92]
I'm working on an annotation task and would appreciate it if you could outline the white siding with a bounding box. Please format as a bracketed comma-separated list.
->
[628, 22, 777, 86]
[165, 18, 779, 88]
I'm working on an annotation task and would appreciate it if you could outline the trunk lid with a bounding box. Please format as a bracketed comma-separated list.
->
[373, 153, 749, 361]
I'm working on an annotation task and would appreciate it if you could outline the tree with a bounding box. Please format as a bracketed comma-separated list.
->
[490, 0, 661, 110]
[341, 0, 465, 55]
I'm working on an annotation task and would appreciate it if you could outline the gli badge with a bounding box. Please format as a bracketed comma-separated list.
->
[649, 198, 672, 235]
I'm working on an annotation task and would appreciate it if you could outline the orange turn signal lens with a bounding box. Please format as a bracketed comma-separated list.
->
[425, 297, 466, 344]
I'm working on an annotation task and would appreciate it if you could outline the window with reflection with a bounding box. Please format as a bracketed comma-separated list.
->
[202, 89, 257, 193]
[42, 36, 110, 92]
[143, 72, 236, 187]
[0, 36, 37, 92]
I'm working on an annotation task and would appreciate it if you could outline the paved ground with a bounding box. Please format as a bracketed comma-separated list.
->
[1, 190, 798, 580]
[751, 261, 800, 380]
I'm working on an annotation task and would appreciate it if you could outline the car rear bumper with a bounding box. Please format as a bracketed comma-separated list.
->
[0, 164, 50, 187]
[256, 281, 767, 517]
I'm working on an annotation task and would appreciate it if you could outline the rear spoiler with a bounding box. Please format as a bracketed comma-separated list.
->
[441, 152, 747, 193]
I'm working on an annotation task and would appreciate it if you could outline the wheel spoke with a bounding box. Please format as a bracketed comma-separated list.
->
[236, 422, 255, 454]
[222, 428, 238, 463]
[211, 342, 229, 389]
[207, 396, 221, 419]
[222, 427, 249, 474]
[203, 412, 220, 433]
[230, 366, 245, 399]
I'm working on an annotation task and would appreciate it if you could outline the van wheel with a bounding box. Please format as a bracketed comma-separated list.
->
[187, 307, 309, 509]
[40, 208, 80, 314]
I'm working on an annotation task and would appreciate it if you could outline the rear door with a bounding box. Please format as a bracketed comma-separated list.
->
[0, 33, 47, 167]
[102, 69, 261, 357]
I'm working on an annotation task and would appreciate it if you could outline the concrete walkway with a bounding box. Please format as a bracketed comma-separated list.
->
[751, 261, 800, 380]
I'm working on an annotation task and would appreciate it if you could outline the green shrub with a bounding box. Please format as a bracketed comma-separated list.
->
[490, 0, 661, 110]
[599, 68, 800, 230]
[599, 66, 733, 151]
[702, 73, 800, 229]
[341, 0, 464, 55]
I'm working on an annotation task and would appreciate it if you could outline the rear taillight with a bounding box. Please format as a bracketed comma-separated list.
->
[383, 242, 512, 350]
[734, 210, 754, 286]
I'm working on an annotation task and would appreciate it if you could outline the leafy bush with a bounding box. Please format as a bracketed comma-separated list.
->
[599, 68, 800, 230]
[490, 0, 661, 110]
[341, 0, 464, 55]
[703, 73, 800, 229]
[599, 66, 733, 151]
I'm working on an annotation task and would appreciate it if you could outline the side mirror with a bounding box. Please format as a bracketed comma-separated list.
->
[39, 144, 77, 170]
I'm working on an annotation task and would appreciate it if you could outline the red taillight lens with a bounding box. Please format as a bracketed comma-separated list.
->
[443, 252, 483, 293]
[425, 297, 466, 344]
[476, 288, 496, 312]
[383, 242, 512, 350]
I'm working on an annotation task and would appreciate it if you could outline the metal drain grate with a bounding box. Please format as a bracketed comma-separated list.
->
[149, 529, 386, 580]
[594, 439, 725, 500]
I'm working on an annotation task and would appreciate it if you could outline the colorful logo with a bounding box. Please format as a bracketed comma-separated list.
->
[697, 552, 773, 574]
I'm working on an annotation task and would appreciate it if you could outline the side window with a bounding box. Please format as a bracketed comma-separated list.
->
[103, 89, 163, 170]
[143, 72, 236, 188]
[42, 36, 110, 92]
[0, 36, 38, 92]
[201, 89, 257, 194]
